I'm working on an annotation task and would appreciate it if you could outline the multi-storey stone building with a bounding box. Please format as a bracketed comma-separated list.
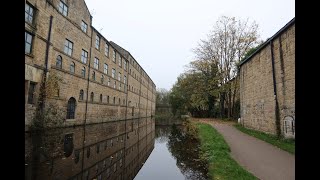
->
[239, 18, 295, 138]
[25, 0, 156, 129]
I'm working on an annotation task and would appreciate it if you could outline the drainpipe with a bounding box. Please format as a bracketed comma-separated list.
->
[270, 40, 281, 137]
[39, 15, 53, 111]
[84, 28, 93, 125]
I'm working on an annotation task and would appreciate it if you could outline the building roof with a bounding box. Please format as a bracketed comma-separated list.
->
[109, 41, 155, 86]
[239, 17, 295, 67]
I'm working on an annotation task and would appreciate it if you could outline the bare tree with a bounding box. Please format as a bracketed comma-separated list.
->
[193, 16, 261, 118]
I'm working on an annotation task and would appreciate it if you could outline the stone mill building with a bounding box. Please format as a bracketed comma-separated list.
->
[25, 0, 156, 130]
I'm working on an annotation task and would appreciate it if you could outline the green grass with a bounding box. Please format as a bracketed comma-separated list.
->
[195, 122, 257, 180]
[234, 124, 295, 154]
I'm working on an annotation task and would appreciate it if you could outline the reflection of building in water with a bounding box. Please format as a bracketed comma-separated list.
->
[25, 0, 156, 129]
[25, 117, 155, 180]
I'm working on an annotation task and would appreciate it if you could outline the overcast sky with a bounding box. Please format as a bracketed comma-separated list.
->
[85, 0, 295, 90]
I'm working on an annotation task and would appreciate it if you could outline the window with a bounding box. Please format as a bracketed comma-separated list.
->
[90, 92, 94, 102]
[25, 31, 33, 54]
[81, 66, 86, 77]
[107, 96, 109, 103]
[56, 55, 62, 68]
[104, 64, 108, 74]
[27, 82, 36, 104]
[100, 94, 102, 103]
[94, 57, 99, 69]
[105, 43, 109, 56]
[118, 72, 121, 81]
[66, 97, 76, 119]
[25, 3, 34, 24]
[124, 75, 127, 84]
[124, 61, 127, 70]
[92, 71, 95, 80]
[113, 50, 116, 62]
[81, 21, 87, 33]
[70, 62, 75, 73]
[64, 39, 73, 56]
[79, 90, 84, 100]
[58, 0, 68, 16]
[108, 78, 110, 86]
[114, 81, 116, 89]
[113, 97, 115, 104]
[119, 56, 122, 67]
[81, 49, 88, 64]
[95, 35, 100, 49]
[119, 83, 121, 90]
[101, 75, 104, 84]
[112, 69, 116, 78]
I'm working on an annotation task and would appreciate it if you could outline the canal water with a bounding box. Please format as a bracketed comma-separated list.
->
[25, 118, 208, 180]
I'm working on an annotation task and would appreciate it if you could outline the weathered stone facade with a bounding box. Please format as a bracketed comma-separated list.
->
[25, 0, 156, 129]
[239, 18, 295, 138]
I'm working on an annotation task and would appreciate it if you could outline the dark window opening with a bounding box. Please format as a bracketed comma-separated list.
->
[66, 97, 76, 119]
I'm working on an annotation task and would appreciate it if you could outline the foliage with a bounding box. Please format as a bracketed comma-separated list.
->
[234, 124, 295, 154]
[156, 88, 170, 105]
[170, 16, 261, 119]
[31, 72, 65, 130]
[196, 122, 257, 180]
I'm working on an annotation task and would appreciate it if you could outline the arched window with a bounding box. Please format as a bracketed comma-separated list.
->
[70, 62, 75, 73]
[66, 97, 76, 119]
[107, 96, 109, 103]
[56, 55, 62, 68]
[100, 94, 102, 103]
[79, 89, 84, 100]
[113, 97, 115, 104]
[92, 71, 95, 80]
[81, 66, 86, 77]
[90, 92, 94, 102]
[101, 75, 104, 84]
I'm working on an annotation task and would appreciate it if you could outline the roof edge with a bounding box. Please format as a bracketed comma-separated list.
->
[239, 17, 295, 66]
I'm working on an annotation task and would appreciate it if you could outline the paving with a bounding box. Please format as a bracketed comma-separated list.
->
[197, 119, 295, 180]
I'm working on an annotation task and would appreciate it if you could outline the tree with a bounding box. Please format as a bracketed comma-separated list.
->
[193, 16, 261, 118]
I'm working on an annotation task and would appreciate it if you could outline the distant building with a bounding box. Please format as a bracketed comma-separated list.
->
[25, 0, 156, 129]
[239, 18, 295, 138]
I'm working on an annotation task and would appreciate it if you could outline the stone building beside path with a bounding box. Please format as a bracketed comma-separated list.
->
[25, 0, 156, 130]
[239, 18, 295, 138]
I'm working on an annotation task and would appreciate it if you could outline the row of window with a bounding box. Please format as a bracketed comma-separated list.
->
[55, 55, 127, 86]
[79, 90, 127, 106]
[74, 150, 123, 180]
[95, 36, 127, 70]
[26, 2, 154, 86]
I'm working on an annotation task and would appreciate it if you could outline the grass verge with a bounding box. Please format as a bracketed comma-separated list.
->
[195, 122, 257, 180]
[234, 124, 295, 154]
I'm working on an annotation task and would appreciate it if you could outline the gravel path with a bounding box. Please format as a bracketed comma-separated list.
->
[197, 119, 295, 180]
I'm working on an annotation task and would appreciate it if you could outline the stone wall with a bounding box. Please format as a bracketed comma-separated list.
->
[240, 20, 295, 138]
[25, 0, 156, 129]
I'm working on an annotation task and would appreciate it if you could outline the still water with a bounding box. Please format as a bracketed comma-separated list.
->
[25, 118, 208, 180]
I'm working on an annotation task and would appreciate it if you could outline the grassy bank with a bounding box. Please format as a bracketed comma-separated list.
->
[195, 122, 257, 180]
[234, 124, 295, 154]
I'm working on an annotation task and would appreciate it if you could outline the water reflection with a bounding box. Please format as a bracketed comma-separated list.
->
[134, 125, 209, 180]
[25, 117, 155, 180]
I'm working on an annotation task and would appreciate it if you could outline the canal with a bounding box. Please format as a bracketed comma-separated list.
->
[25, 118, 208, 180]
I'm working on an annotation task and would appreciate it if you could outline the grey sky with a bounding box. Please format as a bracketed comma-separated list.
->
[85, 0, 295, 90]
